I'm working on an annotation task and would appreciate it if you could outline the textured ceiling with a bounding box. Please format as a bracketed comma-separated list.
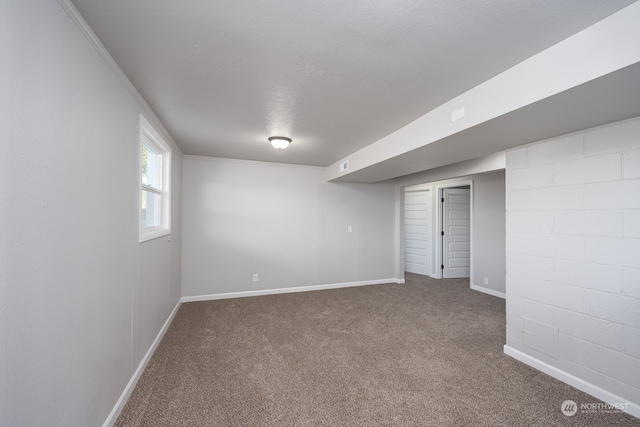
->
[72, 0, 636, 166]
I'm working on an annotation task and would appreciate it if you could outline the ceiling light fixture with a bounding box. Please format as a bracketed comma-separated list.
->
[268, 136, 291, 150]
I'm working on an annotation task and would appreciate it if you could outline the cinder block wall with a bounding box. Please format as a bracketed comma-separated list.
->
[505, 117, 640, 409]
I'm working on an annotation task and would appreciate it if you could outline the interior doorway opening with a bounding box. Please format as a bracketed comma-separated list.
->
[400, 171, 505, 299]
[439, 186, 471, 279]
[402, 179, 473, 281]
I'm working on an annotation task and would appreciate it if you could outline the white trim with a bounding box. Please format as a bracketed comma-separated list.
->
[470, 284, 506, 299]
[504, 345, 640, 419]
[139, 116, 172, 243]
[182, 278, 404, 303]
[435, 180, 474, 280]
[139, 227, 171, 242]
[56, 0, 176, 148]
[103, 300, 181, 427]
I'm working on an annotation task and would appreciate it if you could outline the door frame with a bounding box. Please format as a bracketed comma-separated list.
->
[434, 180, 474, 280]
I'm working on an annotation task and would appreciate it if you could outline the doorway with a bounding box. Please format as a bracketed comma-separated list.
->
[439, 186, 471, 279]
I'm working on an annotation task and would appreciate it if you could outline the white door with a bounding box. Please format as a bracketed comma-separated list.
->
[404, 189, 431, 275]
[442, 188, 470, 278]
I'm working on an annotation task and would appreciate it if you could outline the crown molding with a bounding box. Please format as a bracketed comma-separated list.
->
[56, 0, 178, 149]
[183, 154, 326, 170]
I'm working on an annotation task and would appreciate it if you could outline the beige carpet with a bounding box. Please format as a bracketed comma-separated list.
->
[116, 274, 638, 426]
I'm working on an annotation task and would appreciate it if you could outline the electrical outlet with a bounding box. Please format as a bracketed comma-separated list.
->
[483, 277, 489, 285]
[348, 225, 352, 233]
[252, 274, 258, 282]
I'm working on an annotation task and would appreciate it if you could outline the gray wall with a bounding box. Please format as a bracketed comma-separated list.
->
[397, 166, 506, 296]
[473, 171, 506, 294]
[505, 117, 640, 412]
[0, 1, 182, 425]
[181, 156, 397, 297]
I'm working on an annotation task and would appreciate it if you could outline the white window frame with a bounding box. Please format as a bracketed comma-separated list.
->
[139, 116, 171, 242]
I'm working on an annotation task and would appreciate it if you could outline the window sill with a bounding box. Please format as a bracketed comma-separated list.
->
[139, 227, 171, 243]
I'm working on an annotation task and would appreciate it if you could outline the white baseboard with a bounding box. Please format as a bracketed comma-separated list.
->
[182, 278, 404, 303]
[504, 345, 640, 419]
[102, 300, 182, 427]
[470, 284, 506, 299]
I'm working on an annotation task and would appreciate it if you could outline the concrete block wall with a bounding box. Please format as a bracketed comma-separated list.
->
[505, 116, 640, 411]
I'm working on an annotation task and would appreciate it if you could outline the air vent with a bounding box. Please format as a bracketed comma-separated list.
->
[451, 107, 465, 122]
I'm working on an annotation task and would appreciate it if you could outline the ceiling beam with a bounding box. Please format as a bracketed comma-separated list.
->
[328, 1, 640, 183]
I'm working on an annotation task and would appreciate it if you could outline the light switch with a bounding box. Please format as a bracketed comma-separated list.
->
[348, 225, 352, 233]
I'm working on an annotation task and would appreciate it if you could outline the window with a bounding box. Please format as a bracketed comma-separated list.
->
[140, 116, 171, 242]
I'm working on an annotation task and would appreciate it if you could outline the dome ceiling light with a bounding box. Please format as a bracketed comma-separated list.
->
[268, 136, 291, 150]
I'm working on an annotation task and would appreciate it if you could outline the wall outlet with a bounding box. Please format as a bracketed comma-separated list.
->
[483, 277, 489, 286]
[252, 274, 258, 282]
[347, 225, 352, 233]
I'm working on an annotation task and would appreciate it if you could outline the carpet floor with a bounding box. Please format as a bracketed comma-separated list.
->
[116, 274, 638, 426]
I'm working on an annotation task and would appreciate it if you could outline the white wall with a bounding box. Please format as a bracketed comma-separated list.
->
[182, 156, 396, 297]
[504, 117, 640, 415]
[397, 168, 506, 296]
[0, 1, 182, 426]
